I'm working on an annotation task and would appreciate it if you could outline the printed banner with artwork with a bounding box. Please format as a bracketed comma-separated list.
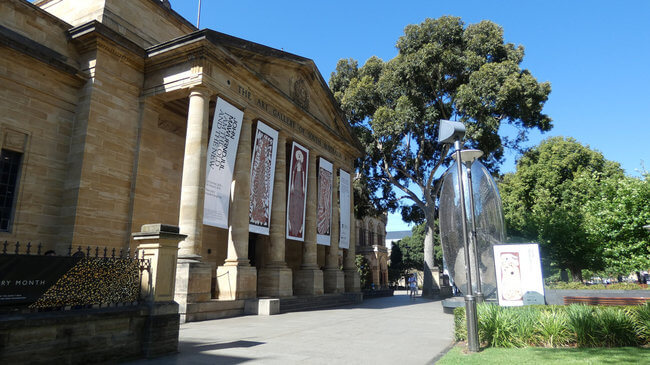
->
[286, 142, 309, 241]
[316, 157, 333, 246]
[204, 98, 244, 229]
[493, 243, 545, 306]
[338, 169, 350, 249]
[249, 121, 279, 235]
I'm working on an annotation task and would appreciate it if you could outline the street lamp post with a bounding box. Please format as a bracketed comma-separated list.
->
[439, 120, 480, 352]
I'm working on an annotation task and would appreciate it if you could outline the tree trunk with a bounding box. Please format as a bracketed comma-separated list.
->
[422, 214, 439, 297]
[569, 267, 583, 282]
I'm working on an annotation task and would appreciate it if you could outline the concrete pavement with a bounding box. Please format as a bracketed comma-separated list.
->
[125, 291, 455, 365]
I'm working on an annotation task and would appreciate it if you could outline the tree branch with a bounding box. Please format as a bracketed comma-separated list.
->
[424, 143, 450, 206]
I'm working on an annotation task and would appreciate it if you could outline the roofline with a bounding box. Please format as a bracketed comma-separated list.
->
[147, 29, 365, 156]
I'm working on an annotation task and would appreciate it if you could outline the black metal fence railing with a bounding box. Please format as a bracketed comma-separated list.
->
[0, 241, 150, 312]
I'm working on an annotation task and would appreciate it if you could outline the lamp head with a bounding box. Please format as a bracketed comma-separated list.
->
[438, 120, 466, 144]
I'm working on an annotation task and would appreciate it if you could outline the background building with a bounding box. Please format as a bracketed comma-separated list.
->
[355, 214, 388, 288]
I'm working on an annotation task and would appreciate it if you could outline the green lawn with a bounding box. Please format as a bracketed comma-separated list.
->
[436, 345, 650, 364]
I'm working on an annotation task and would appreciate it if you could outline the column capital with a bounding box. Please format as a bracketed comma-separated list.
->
[188, 85, 212, 98]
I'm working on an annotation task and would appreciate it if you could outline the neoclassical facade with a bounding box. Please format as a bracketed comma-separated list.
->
[356, 215, 388, 288]
[1, 0, 362, 320]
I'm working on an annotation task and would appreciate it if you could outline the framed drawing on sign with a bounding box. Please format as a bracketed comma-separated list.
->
[338, 169, 350, 249]
[316, 157, 333, 246]
[249, 121, 278, 235]
[286, 142, 309, 241]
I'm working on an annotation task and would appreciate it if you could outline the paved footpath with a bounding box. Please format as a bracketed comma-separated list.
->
[125, 291, 454, 365]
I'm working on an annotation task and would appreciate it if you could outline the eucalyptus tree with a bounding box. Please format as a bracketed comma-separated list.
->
[330, 16, 551, 296]
[499, 137, 624, 281]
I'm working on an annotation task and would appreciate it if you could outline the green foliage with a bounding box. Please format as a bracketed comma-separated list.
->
[455, 304, 650, 348]
[583, 173, 650, 276]
[330, 15, 551, 248]
[478, 303, 520, 347]
[499, 137, 624, 280]
[596, 307, 639, 347]
[547, 282, 649, 290]
[632, 303, 650, 343]
[388, 223, 443, 283]
[566, 304, 600, 347]
[454, 306, 467, 341]
[537, 308, 571, 347]
[355, 254, 372, 289]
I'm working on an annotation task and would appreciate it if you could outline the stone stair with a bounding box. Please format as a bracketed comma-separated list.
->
[279, 293, 362, 313]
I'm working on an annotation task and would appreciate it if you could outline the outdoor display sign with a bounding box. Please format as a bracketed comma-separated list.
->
[286, 142, 309, 241]
[338, 169, 351, 249]
[0, 255, 81, 307]
[204, 97, 244, 229]
[493, 243, 545, 306]
[316, 157, 333, 246]
[249, 121, 279, 235]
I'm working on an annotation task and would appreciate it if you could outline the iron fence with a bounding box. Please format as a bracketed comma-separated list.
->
[0, 241, 150, 312]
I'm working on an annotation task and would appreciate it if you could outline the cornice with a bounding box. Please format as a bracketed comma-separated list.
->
[68, 21, 146, 70]
[0, 24, 80, 77]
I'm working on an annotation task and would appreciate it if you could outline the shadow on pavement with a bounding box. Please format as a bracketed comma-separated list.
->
[122, 340, 264, 365]
[180, 339, 264, 352]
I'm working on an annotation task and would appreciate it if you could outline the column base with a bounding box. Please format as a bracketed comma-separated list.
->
[323, 268, 345, 294]
[175, 259, 213, 323]
[293, 268, 323, 296]
[216, 264, 257, 300]
[257, 266, 293, 297]
[344, 269, 361, 292]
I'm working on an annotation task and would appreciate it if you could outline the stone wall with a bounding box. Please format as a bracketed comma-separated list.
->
[0, 39, 82, 251]
[0, 302, 179, 364]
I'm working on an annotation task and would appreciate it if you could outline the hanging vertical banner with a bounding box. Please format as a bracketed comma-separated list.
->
[203, 97, 244, 229]
[493, 243, 545, 306]
[338, 169, 351, 249]
[249, 121, 279, 235]
[286, 142, 309, 241]
[316, 157, 333, 246]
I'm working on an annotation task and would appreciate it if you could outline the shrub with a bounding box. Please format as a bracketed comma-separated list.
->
[453, 307, 467, 341]
[547, 282, 649, 290]
[453, 303, 650, 349]
[594, 307, 639, 347]
[566, 304, 599, 347]
[536, 307, 571, 347]
[478, 303, 519, 347]
[632, 303, 650, 343]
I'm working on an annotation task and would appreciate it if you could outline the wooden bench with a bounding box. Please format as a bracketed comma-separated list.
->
[563, 296, 650, 306]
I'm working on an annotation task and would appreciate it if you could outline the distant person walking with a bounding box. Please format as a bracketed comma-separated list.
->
[408, 273, 418, 298]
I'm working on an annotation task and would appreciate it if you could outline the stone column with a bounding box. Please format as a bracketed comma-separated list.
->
[178, 87, 210, 259]
[294, 152, 323, 295]
[324, 166, 344, 293]
[217, 116, 257, 299]
[175, 87, 213, 322]
[258, 133, 293, 297]
[344, 171, 360, 292]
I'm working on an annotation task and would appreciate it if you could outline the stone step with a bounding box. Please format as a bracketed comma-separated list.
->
[279, 293, 362, 313]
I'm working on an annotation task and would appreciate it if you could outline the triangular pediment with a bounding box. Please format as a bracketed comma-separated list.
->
[204, 30, 362, 155]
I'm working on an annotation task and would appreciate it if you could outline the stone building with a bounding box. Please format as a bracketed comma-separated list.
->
[356, 215, 388, 288]
[1, 0, 362, 320]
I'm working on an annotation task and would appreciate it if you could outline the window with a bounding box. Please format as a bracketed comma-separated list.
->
[0, 149, 22, 231]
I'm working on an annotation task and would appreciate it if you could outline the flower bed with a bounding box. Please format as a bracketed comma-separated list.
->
[454, 303, 650, 348]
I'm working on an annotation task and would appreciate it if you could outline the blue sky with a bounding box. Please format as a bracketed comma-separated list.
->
[172, 1, 650, 232]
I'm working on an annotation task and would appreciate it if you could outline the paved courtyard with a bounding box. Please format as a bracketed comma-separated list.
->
[126, 291, 455, 365]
